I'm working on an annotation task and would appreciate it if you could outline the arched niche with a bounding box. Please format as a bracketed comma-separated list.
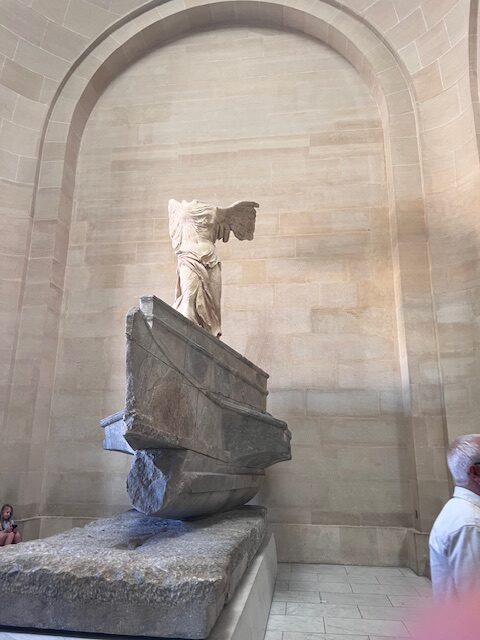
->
[17, 0, 448, 551]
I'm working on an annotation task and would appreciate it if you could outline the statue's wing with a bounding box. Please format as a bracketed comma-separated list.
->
[216, 201, 259, 242]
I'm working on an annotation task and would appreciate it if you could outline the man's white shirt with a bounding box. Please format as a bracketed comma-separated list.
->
[429, 486, 480, 599]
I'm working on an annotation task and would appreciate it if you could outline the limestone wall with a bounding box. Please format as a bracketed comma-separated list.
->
[0, 0, 151, 533]
[0, 0, 478, 564]
[52, 26, 408, 528]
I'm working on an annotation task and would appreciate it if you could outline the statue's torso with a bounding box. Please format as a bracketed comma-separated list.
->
[169, 199, 219, 267]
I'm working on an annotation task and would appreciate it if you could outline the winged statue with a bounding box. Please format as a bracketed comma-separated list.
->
[168, 198, 259, 337]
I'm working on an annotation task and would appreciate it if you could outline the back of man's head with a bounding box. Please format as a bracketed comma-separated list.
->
[447, 435, 480, 487]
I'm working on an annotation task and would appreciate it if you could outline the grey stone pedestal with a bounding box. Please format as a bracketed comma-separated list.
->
[0, 507, 268, 639]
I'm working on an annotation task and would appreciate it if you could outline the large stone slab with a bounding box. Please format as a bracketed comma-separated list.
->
[0, 507, 267, 639]
[209, 532, 276, 640]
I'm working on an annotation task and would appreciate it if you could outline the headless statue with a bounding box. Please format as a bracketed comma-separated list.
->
[168, 199, 258, 337]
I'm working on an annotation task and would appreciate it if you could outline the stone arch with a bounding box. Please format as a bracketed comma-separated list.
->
[15, 0, 446, 553]
[40, 0, 424, 238]
[469, 0, 480, 154]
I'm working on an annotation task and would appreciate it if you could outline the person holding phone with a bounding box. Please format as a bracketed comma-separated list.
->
[0, 504, 21, 546]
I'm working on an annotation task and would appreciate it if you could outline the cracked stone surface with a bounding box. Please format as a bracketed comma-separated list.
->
[0, 507, 267, 639]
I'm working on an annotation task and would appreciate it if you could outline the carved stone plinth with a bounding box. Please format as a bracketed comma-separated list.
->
[101, 296, 291, 519]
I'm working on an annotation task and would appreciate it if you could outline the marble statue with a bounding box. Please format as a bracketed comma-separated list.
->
[168, 198, 259, 337]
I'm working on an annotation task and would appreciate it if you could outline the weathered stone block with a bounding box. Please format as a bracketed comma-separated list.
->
[127, 449, 264, 519]
[0, 507, 267, 639]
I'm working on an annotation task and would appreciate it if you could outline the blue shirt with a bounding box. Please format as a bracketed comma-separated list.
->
[429, 486, 480, 599]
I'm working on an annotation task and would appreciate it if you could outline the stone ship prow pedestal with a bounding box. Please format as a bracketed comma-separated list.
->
[101, 295, 291, 519]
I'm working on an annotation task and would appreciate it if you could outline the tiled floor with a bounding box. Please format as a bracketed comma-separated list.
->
[265, 562, 431, 639]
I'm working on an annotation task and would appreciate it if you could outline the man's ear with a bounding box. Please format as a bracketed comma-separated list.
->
[468, 464, 480, 484]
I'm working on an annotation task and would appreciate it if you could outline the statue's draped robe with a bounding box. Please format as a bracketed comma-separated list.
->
[169, 199, 222, 337]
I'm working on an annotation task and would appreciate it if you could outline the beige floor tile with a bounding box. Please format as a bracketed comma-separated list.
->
[286, 602, 361, 618]
[316, 582, 354, 594]
[320, 593, 392, 606]
[351, 583, 418, 595]
[274, 590, 322, 603]
[309, 574, 380, 584]
[278, 564, 293, 578]
[289, 580, 323, 592]
[388, 594, 430, 607]
[291, 564, 349, 575]
[271, 601, 287, 614]
[289, 571, 322, 582]
[414, 585, 432, 596]
[289, 580, 352, 593]
[276, 580, 290, 590]
[343, 574, 382, 584]
[359, 605, 419, 620]
[325, 617, 410, 637]
[267, 613, 326, 633]
[345, 566, 404, 576]
[376, 575, 431, 587]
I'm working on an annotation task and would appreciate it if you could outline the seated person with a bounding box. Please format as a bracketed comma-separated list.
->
[0, 504, 22, 546]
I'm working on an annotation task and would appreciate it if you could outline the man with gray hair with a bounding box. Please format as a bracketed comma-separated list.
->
[429, 434, 480, 598]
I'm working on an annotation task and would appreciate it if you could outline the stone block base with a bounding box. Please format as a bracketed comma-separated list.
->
[209, 532, 276, 640]
[0, 507, 267, 639]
